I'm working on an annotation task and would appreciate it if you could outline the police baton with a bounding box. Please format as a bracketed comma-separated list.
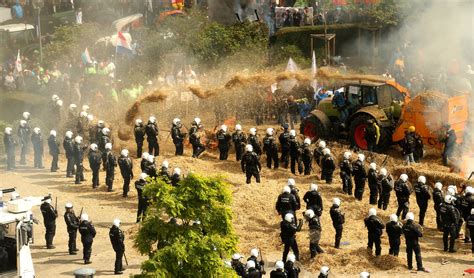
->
[124, 252, 129, 266]
[79, 207, 84, 220]
[258, 247, 266, 274]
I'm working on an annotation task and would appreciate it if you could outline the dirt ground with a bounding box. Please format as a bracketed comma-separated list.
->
[1, 123, 473, 277]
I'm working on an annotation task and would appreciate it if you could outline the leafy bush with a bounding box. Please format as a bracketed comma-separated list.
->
[134, 173, 238, 277]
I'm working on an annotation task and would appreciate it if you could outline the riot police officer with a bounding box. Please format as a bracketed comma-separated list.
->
[171, 168, 181, 187]
[241, 144, 261, 184]
[189, 118, 205, 158]
[136, 173, 149, 222]
[31, 127, 44, 168]
[48, 130, 60, 172]
[301, 138, 313, 175]
[18, 119, 31, 165]
[330, 198, 345, 249]
[231, 253, 246, 276]
[145, 116, 159, 156]
[276, 186, 298, 219]
[339, 151, 353, 195]
[232, 124, 247, 161]
[395, 174, 411, 219]
[386, 214, 403, 256]
[284, 253, 300, 277]
[104, 143, 117, 192]
[321, 148, 335, 184]
[305, 209, 323, 258]
[280, 213, 303, 262]
[3, 127, 15, 170]
[79, 213, 96, 264]
[64, 203, 79, 255]
[352, 154, 367, 201]
[403, 212, 426, 271]
[313, 141, 326, 167]
[134, 119, 145, 158]
[263, 128, 279, 169]
[414, 176, 431, 226]
[63, 131, 75, 177]
[303, 184, 323, 216]
[378, 168, 393, 210]
[433, 182, 444, 230]
[248, 127, 262, 156]
[440, 195, 460, 252]
[289, 130, 302, 175]
[171, 118, 186, 156]
[40, 195, 58, 249]
[367, 163, 378, 204]
[88, 144, 102, 188]
[159, 160, 171, 183]
[216, 124, 232, 160]
[99, 127, 111, 155]
[364, 208, 385, 256]
[118, 149, 134, 197]
[109, 219, 125, 274]
[73, 136, 85, 184]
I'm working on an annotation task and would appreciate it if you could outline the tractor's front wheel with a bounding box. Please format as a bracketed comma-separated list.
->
[301, 115, 328, 140]
[349, 115, 392, 152]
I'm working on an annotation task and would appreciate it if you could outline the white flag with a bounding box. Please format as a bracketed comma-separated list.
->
[14, 49, 22, 74]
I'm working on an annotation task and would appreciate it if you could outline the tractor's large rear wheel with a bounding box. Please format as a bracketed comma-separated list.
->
[301, 114, 329, 140]
[349, 115, 392, 152]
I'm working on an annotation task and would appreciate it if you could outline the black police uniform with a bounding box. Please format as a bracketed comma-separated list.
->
[170, 173, 181, 187]
[364, 215, 385, 256]
[231, 259, 246, 276]
[79, 219, 96, 263]
[352, 159, 367, 201]
[321, 154, 335, 184]
[241, 150, 261, 184]
[263, 135, 279, 169]
[247, 267, 263, 278]
[134, 122, 146, 158]
[145, 121, 159, 156]
[289, 136, 303, 175]
[109, 225, 125, 274]
[144, 161, 157, 178]
[367, 168, 379, 204]
[303, 190, 323, 216]
[248, 134, 262, 156]
[414, 181, 431, 226]
[4, 132, 16, 170]
[339, 158, 353, 195]
[73, 142, 85, 184]
[440, 201, 460, 252]
[269, 269, 286, 278]
[171, 123, 185, 156]
[232, 130, 247, 161]
[18, 123, 31, 164]
[301, 143, 312, 175]
[31, 132, 44, 168]
[276, 192, 298, 220]
[280, 219, 302, 262]
[284, 260, 300, 278]
[394, 179, 411, 219]
[189, 124, 205, 158]
[216, 129, 232, 160]
[48, 134, 60, 172]
[386, 220, 403, 256]
[460, 192, 474, 242]
[98, 134, 111, 155]
[378, 175, 393, 210]
[88, 149, 102, 188]
[313, 146, 323, 167]
[135, 179, 149, 222]
[402, 219, 424, 270]
[40, 200, 58, 248]
[118, 155, 133, 197]
[159, 167, 171, 183]
[247, 255, 265, 273]
[433, 187, 444, 230]
[105, 150, 117, 191]
[64, 209, 79, 254]
[63, 136, 75, 177]
[279, 130, 291, 168]
[330, 204, 345, 248]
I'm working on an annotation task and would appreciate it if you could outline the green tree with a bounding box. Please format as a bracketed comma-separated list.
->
[134, 173, 238, 277]
[357, 0, 416, 27]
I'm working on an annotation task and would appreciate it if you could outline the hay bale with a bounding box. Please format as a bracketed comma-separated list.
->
[124, 89, 169, 125]
[118, 126, 132, 141]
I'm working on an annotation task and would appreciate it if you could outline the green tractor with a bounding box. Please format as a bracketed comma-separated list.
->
[300, 79, 409, 151]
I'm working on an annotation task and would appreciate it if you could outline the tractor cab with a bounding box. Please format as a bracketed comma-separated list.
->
[0, 188, 42, 277]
